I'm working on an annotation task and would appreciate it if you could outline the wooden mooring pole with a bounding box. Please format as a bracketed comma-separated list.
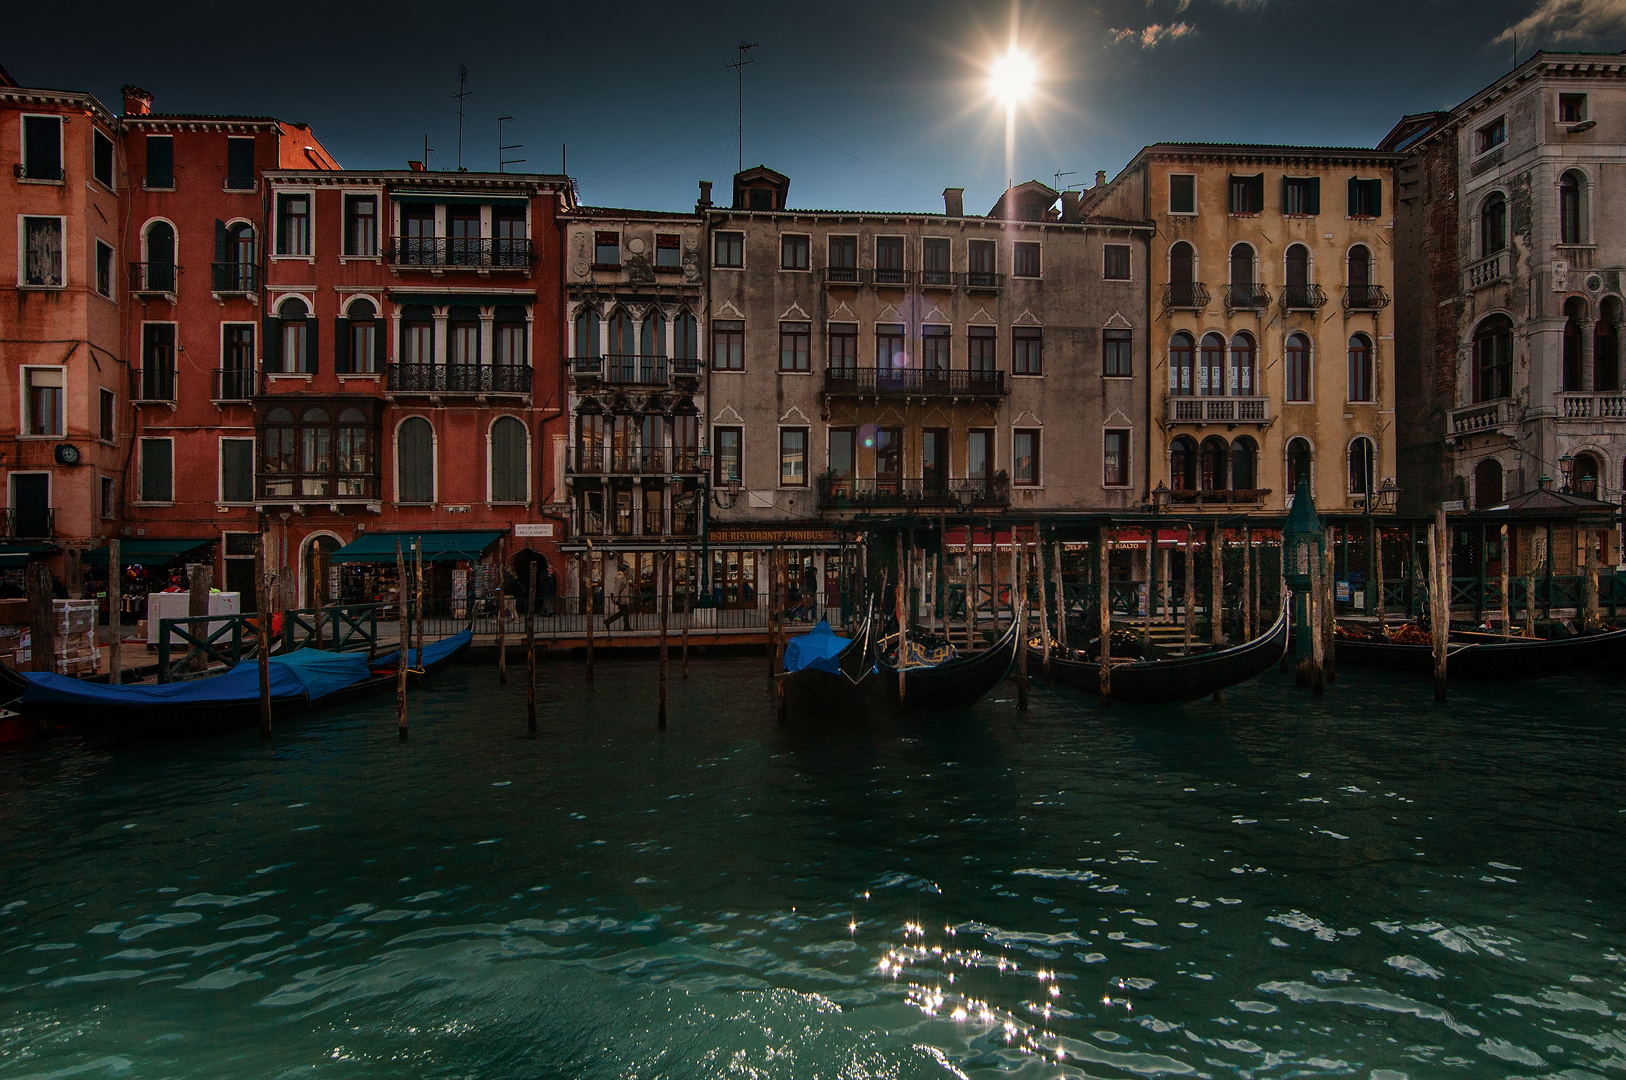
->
[895, 531, 907, 705]
[1036, 531, 1053, 678]
[1240, 525, 1252, 642]
[188, 563, 212, 672]
[1211, 524, 1224, 648]
[1499, 524, 1511, 636]
[660, 552, 671, 730]
[526, 562, 537, 735]
[415, 541, 426, 673]
[496, 538, 507, 687]
[1308, 541, 1325, 696]
[682, 544, 692, 678]
[1322, 534, 1337, 684]
[1053, 532, 1067, 652]
[27, 563, 53, 674]
[395, 541, 408, 740]
[1098, 527, 1111, 706]
[1374, 525, 1387, 635]
[1014, 532, 1029, 711]
[1430, 511, 1448, 702]
[108, 537, 122, 685]
[585, 554, 595, 683]
[1183, 525, 1196, 654]
[255, 532, 270, 738]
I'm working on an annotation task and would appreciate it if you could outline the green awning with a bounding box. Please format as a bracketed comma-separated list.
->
[0, 543, 56, 568]
[389, 193, 528, 207]
[330, 531, 502, 565]
[83, 538, 213, 567]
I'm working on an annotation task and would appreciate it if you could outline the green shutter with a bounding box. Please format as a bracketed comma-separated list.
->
[491, 417, 528, 503]
[262, 315, 281, 371]
[222, 440, 254, 503]
[399, 419, 434, 504]
[1348, 177, 1359, 217]
[333, 316, 350, 373]
[1280, 175, 1291, 213]
[305, 315, 320, 373]
[1249, 174, 1264, 213]
[141, 439, 173, 502]
[375, 317, 388, 370]
[1368, 179, 1382, 217]
[1307, 177, 1320, 215]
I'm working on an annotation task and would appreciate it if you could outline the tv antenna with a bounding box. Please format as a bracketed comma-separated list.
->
[1054, 169, 1077, 191]
[453, 65, 473, 171]
[728, 40, 758, 173]
[498, 116, 525, 173]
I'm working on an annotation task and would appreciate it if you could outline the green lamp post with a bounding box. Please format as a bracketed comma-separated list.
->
[1282, 478, 1324, 679]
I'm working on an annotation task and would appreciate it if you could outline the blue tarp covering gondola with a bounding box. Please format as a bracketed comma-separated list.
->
[782, 621, 850, 675]
[18, 647, 374, 709]
[372, 629, 473, 671]
[270, 649, 373, 701]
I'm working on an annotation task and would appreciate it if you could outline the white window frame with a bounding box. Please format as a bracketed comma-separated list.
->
[100, 475, 116, 520]
[713, 229, 745, 270]
[1558, 91, 1589, 124]
[777, 424, 810, 489]
[272, 187, 317, 261]
[95, 238, 116, 299]
[340, 189, 384, 260]
[19, 365, 66, 438]
[1168, 172, 1199, 216]
[138, 436, 176, 505]
[218, 436, 256, 505]
[224, 136, 257, 193]
[18, 215, 67, 289]
[485, 414, 531, 505]
[1475, 116, 1507, 157]
[8, 471, 52, 516]
[778, 232, 812, 272]
[1102, 243, 1133, 281]
[1102, 428, 1132, 488]
[18, 114, 64, 185]
[92, 128, 116, 191]
[98, 386, 116, 443]
[1011, 239, 1043, 280]
[1011, 426, 1043, 489]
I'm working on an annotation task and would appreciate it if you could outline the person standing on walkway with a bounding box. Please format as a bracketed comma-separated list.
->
[542, 560, 558, 618]
[604, 560, 633, 629]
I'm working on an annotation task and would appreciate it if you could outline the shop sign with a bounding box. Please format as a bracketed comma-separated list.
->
[514, 524, 555, 537]
[707, 527, 839, 544]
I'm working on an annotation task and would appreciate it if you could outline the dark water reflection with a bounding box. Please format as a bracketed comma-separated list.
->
[1, 656, 1623, 1079]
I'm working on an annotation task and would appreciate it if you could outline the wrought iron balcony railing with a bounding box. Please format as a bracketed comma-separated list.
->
[1281, 284, 1327, 311]
[605, 355, 672, 386]
[1225, 283, 1271, 311]
[1343, 285, 1391, 311]
[1162, 282, 1210, 309]
[213, 367, 255, 402]
[224, 174, 256, 191]
[1, 508, 54, 540]
[818, 474, 1009, 510]
[133, 364, 177, 402]
[211, 262, 259, 293]
[257, 472, 379, 501]
[822, 366, 1009, 398]
[15, 162, 64, 181]
[567, 446, 703, 475]
[386, 237, 534, 269]
[872, 267, 910, 287]
[823, 266, 865, 285]
[386, 363, 532, 394]
[919, 268, 955, 288]
[963, 271, 1003, 291]
[130, 261, 179, 293]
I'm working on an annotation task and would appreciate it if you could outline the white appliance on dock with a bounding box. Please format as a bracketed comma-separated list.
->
[146, 592, 242, 646]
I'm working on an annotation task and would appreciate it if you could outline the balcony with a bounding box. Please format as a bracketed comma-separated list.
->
[133, 364, 176, 403]
[822, 366, 1009, 400]
[1281, 284, 1327, 311]
[224, 174, 256, 192]
[1225, 283, 1271, 312]
[604, 355, 673, 386]
[1, 508, 54, 540]
[130, 261, 179, 296]
[1449, 398, 1516, 438]
[919, 268, 955, 288]
[385, 237, 533, 269]
[1167, 395, 1270, 425]
[1561, 392, 1626, 420]
[567, 447, 703, 476]
[963, 270, 1003, 292]
[213, 367, 255, 402]
[1467, 252, 1507, 290]
[211, 262, 259, 294]
[817, 474, 1009, 511]
[257, 473, 379, 502]
[1167, 488, 1272, 507]
[823, 267, 865, 286]
[1343, 285, 1391, 311]
[1162, 282, 1210, 310]
[872, 267, 909, 288]
[386, 363, 532, 395]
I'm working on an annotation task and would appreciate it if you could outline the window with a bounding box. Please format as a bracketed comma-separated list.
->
[1476, 117, 1506, 154]
[922, 428, 947, 493]
[1348, 244, 1372, 293]
[1347, 178, 1382, 218]
[828, 235, 857, 281]
[1563, 297, 1585, 392]
[490, 416, 528, 503]
[1012, 430, 1040, 486]
[495, 307, 527, 368]
[1282, 176, 1319, 215]
[1287, 437, 1313, 492]
[1348, 334, 1374, 402]
[922, 237, 951, 285]
[1103, 244, 1131, 280]
[447, 208, 480, 266]
[714, 426, 742, 484]
[674, 310, 697, 363]
[875, 236, 905, 283]
[401, 305, 433, 365]
[21, 116, 63, 181]
[344, 196, 377, 256]
[397, 417, 435, 504]
[1104, 329, 1132, 377]
[876, 324, 905, 373]
[144, 135, 173, 188]
[138, 220, 175, 292]
[779, 428, 808, 486]
[21, 216, 64, 287]
[99, 388, 115, 441]
[1013, 326, 1043, 375]
[140, 324, 176, 400]
[1013, 242, 1041, 278]
[1596, 298, 1620, 392]
[1170, 436, 1196, 491]
[828, 428, 855, 479]
[922, 325, 950, 374]
[874, 428, 902, 483]
[95, 240, 114, 298]
[340, 299, 379, 374]
[594, 231, 620, 268]
[1348, 437, 1375, 497]
[712, 320, 744, 370]
[276, 297, 314, 373]
[714, 230, 743, 268]
[1560, 93, 1588, 123]
[93, 130, 114, 188]
[1474, 458, 1503, 509]
[1104, 430, 1129, 486]
[101, 477, 116, 519]
[221, 438, 255, 503]
[1286, 333, 1311, 402]
[1229, 243, 1254, 286]
[140, 438, 174, 503]
[574, 307, 600, 358]
[656, 233, 682, 268]
[1200, 437, 1228, 491]
[1474, 315, 1514, 401]
[780, 234, 809, 270]
[1168, 241, 1198, 306]
[1231, 437, 1258, 491]
[1169, 174, 1196, 214]
[1285, 244, 1309, 290]
[779, 322, 810, 372]
[1560, 171, 1584, 245]
[1479, 193, 1507, 256]
[277, 194, 310, 255]
[226, 137, 255, 189]
[1230, 332, 1257, 396]
[222, 324, 255, 396]
[1199, 333, 1225, 396]
[1169, 332, 1194, 396]
[967, 429, 992, 480]
[829, 323, 857, 374]
[398, 204, 434, 265]
[968, 239, 997, 285]
[969, 325, 996, 374]
[1228, 173, 1264, 214]
[22, 368, 64, 436]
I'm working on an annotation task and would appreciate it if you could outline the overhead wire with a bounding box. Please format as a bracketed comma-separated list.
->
[585, 93, 736, 185]
[746, 92, 936, 197]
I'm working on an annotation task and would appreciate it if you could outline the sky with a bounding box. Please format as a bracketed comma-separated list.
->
[10, 0, 1626, 215]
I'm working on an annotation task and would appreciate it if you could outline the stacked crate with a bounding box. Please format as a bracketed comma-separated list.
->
[53, 600, 99, 676]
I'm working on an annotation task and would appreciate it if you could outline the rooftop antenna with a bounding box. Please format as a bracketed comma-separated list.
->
[423, 133, 434, 170]
[728, 40, 758, 174]
[453, 65, 473, 171]
[498, 116, 525, 173]
[1053, 169, 1076, 191]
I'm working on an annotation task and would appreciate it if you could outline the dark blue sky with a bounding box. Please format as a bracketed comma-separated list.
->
[11, 0, 1626, 214]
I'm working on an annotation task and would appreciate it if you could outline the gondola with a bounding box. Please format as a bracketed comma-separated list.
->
[875, 606, 1023, 711]
[1333, 621, 1626, 679]
[1038, 598, 1290, 704]
[781, 609, 878, 713]
[2, 629, 472, 738]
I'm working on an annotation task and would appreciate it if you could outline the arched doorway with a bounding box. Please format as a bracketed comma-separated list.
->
[302, 534, 343, 609]
[1474, 458, 1503, 509]
[510, 548, 553, 616]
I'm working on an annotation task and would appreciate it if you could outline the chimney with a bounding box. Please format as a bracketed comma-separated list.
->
[408, 160, 426, 172]
[1095, 169, 1107, 189]
[943, 187, 965, 218]
[121, 85, 152, 117]
[1060, 191, 1080, 222]
[697, 179, 714, 210]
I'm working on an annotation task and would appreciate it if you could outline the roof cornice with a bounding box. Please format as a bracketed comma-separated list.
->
[1129, 143, 1402, 168]
[0, 87, 118, 127]
[123, 116, 284, 133]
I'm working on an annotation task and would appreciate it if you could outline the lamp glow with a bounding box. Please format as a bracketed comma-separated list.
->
[990, 50, 1036, 106]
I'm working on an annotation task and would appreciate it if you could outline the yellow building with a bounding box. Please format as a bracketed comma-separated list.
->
[1091, 144, 1400, 514]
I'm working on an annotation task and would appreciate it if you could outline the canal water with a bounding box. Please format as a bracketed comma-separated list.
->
[2, 657, 1623, 1079]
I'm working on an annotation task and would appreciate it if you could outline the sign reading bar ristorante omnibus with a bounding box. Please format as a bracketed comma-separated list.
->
[707, 527, 840, 544]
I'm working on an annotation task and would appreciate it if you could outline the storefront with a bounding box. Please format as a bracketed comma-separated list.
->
[82, 538, 216, 624]
[328, 530, 504, 619]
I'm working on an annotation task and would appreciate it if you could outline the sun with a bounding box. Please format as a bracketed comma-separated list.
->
[989, 49, 1037, 107]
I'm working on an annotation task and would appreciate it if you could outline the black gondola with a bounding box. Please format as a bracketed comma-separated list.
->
[1038, 598, 1290, 704]
[876, 606, 1023, 711]
[781, 609, 879, 713]
[1333, 622, 1626, 679]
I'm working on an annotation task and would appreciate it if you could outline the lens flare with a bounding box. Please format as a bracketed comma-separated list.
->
[989, 50, 1036, 107]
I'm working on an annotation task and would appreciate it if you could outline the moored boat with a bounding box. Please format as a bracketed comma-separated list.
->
[1333, 621, 1626, 679]
[782, 611, 879, 713]
[875, 607, 1022, 711]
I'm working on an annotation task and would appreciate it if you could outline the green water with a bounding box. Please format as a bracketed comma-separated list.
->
[1, 657, 1623, 1078]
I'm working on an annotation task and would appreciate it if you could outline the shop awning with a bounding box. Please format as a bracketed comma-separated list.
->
[330, 531, 502, 565]
[0, 543, 56, 567]
[82, 538, 213, 567]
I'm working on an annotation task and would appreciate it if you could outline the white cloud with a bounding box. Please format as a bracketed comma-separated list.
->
[1494, 0, 1626, 45]
[1107, 21, 1198, 47]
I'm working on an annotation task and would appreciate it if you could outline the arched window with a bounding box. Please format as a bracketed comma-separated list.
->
[215, 222, 255, 291]
[1199, 333, 1225, 396]
[1480, 193, 1507, 257]
[262, 407, 296, 497]
[1200, 436, 1228, 491]
[143, 221, 176, 292]
[1169, 241, 1197, 307]
[1474, 314, 1514, 401]
[489, 416, 528, 503]
[574, 306, 600, 359]
[277, 297, 312, 374]
[342, 298, 378, 374]
[1230, 332, 1256, 396]
[397, 416, 435, 504]
[1348, 436, 1375, 497]
[1284, 243, 1310, 307]
[1230, 243, 1253, 285]
[1348, 245, 1371, 291]
[1231, 436, 1258, 491]
[400, 304, 433, 367]
[1560, 171, 1585, 245]
[1287, 437, 1314, 492]
[1170, 435, 1197, 492]
[609, 308, 636, 381]
[576, 407, 605, 473]
[674, 310, 698, 365]
[300, 407, 331, 496]
[335, 407, 372, 496]
[494, 305, 527, 368]
[1169, 332, 1195, 396]
[1572, 451, 1600, 498]
[640, 309, 666, 356]
[1563, 297, 1587, 392]
[1474, 458, 1503, 509]
[1348, 333, 1374, 402]
[1596, 297, 1620, 392]
[1285, 333, 1311, 401]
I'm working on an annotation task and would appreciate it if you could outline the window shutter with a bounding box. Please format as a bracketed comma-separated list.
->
[262, 315, 281, 372]
[1280, 175, 1290, 213]
[1248, 174, 1264, 212]
[306, 315, 320, 373]
[1227, 174, 1239, 213]
[374, 319, 388, 370]
[214, 220, 228, 263]
[1347, 177, 1359, 217]
[1368, 179, 1381, 217]
[1306, 178, 1320, 215]
[333, 316, 350, 373]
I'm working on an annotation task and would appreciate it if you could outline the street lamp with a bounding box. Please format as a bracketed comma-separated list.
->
[1147, 482, 1169, 622]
